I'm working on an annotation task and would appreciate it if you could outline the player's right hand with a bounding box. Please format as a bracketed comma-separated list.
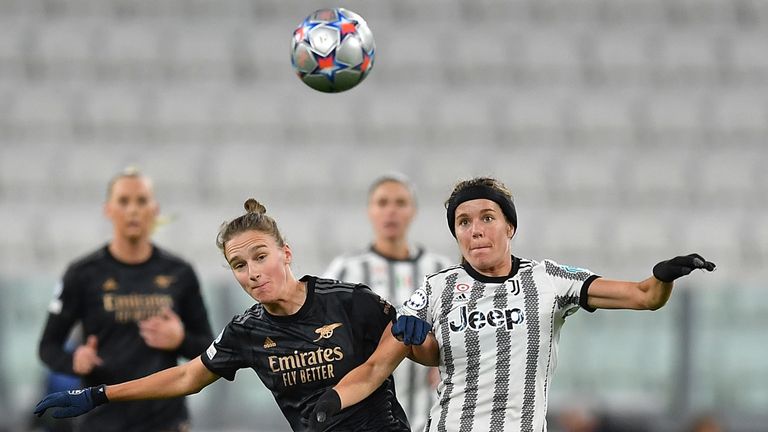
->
[391, 315, 431, 345]
[34, 385, 109, 418]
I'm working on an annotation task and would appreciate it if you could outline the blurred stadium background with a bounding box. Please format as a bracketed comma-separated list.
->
[1, 0, 767, 431]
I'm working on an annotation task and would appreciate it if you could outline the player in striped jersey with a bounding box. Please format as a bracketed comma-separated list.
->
[310, 177, 716, 432]
[35, 199, 410, 432]
[324, 173, 453, 431]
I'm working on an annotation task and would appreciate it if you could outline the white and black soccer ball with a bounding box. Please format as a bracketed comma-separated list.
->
[291, 8, 375, 93]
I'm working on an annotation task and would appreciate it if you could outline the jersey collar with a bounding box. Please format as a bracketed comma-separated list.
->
[462, 255, 520, 283]
[368, 244, 424, 262]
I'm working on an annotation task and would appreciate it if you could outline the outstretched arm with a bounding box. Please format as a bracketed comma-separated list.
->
[586, 253, 716, 311]
[106, 356, 218, 401]
[35, 356, 219, 419]
[586, 277, 672, 310]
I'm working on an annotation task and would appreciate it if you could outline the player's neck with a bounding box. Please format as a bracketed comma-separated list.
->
[373, 238, 410, 260]
[263, 279, 306, 316]
[473, 256, 513, 278]
[108, 237, 153, 264]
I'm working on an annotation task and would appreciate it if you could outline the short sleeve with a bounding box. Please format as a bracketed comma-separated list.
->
[543, 260, 601, 314]
[200, 321, 248, 381]
[351, 285, 396, 344]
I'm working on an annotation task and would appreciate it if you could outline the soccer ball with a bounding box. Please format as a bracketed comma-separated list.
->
[291, 8, 375, 93]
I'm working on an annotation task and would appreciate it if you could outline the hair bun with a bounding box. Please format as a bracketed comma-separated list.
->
[243, 198, 266, 215]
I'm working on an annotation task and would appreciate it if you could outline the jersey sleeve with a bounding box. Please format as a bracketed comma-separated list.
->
[350, 285, 396, 346]
[175, 265, 215, 359]
[200, 319, 248, 381]
[543, 259, 601, 315]
[38, 266, 83, 374]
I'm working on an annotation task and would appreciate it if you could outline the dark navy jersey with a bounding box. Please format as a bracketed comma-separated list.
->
[38, 244, 213, 432]
[201, 276, 410, 432]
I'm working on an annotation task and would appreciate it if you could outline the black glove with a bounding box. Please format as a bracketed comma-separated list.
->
[308, 389, 341, 432]
[391, 315, 431, 345]
[652, 253, 716, 283]
[34, 385, 109, 419]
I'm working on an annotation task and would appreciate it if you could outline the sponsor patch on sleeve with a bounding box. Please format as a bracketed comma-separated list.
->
[404, 289, 428, 311]
[206, 343, 217, 360]
[560, 264, 587, 274]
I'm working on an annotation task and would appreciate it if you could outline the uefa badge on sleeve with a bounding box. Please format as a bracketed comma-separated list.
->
[405, 289, 428, 311]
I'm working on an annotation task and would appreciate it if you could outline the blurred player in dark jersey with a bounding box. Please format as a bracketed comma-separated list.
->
[324, 173, 451, 430]
[309, 176, 716, 432]
[34, 198, 411, 432]
[37, 168, 213, 432]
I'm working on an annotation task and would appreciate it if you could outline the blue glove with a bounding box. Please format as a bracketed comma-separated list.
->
[391, 315, 431, 345]
[34, 385, 109, 419]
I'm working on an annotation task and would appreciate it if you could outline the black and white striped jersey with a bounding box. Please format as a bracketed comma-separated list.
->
[324, 246, 453, 431]
[399, 256, 600, 432]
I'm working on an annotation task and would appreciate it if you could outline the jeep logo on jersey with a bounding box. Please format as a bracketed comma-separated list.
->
[449, 305, 524, 332]
[313, 323, 343, 342]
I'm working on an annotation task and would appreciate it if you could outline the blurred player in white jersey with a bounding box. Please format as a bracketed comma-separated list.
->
[324, 173, 452, 431]
[310, 176, 716, 432]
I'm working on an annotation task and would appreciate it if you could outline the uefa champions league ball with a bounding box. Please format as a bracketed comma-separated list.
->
[291, 8, 375, 93]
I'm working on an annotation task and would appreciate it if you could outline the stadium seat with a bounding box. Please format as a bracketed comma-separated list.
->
[81, 86, 147, 142]
[692, 145, 762, 205]
[652, 31, 720, 86]
[6, 86, 75, 141]
[430, 93, 498, 146]
[589, 31, 652, 87]
[640, 95, 706, 146]
[498, 93, 568, 146]
[518, 31, 585, 86]
[94, 24, 164, 81]
[149, 87, 220, 143]
[706, 93, 768, 146]
[621, 145, 692, 206]
[567, 94, 639, 146]
[29, 21, 97, 82]
[0, 22, 29, 83]
[164, 23, 235, 82]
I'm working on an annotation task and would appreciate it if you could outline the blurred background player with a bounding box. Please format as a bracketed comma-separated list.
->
[323, 173, 452, 430]
[37, 167, 214, 432]
[34, 198, 410, 432]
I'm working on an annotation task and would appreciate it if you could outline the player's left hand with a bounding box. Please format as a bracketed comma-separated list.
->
[391, 315, 431, 345]
[652, 253, 716, 282]
[34, 385, 109, 418]
[139, 307, 185, 351]
[307, 389, 341, 432]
